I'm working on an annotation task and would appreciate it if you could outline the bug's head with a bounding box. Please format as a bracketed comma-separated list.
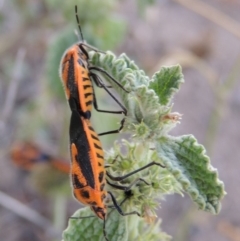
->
[73, 44, 89, 69]
[91, 205, 107, 220]
[77, 43, 89, 59]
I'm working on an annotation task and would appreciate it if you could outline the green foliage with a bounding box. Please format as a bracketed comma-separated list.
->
[63, 207, 171, 241]
[62, 50, 225, 240]
[63, 208, 127, 241]
[90, 51, 182, 140]
[149, 66, 184, 106]
[156, 135, 225, 214]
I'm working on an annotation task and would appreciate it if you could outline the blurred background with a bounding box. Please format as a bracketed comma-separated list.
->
[0, 0, 240, 240]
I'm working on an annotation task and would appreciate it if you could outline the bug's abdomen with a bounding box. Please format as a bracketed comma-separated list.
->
[69, 112, 106, 210]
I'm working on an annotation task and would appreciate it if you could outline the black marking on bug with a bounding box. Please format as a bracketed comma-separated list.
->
[69, 110, 95, 189]
[86, 100, 92, 106]
[72, 174, 86, 189]
[83, 85, 92, 90]
[91, 134, 99, 141]
[97, 153, 104, 159]
[81, 189, 90, 199]
[82, 77, 89, 82]
[88, 125, 94, 131]
[94, 143, 102, 150]
[100, 183, 105, 191]
[84, 93, 92, 98]
[98, 171, 104, 183]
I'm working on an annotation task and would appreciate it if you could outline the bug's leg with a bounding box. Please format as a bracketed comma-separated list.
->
[104, 155, 119, 169]
[107, 161, 165, 182]
[89, 66, 130, 93]
[107, 177, 150, 191]
[90, 73, 127, 136]
[103, 217, 109, 241]
[80, 42, 106, 54]
[107, 191, 141, 217]
[98, 118, 126, 136]
[90, 73, 125, 115]
[92, 75, 112, 88]
[91, 73, 127, 115]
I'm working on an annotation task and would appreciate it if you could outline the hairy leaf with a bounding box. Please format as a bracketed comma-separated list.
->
[149, 65, 184, 106]
[156, 135, 225, 214]
[63, 207, 127, 241]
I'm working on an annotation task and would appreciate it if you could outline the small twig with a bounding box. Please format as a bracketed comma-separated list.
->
[173, 0, 240, 39]
[204, 54, 240, 152]
[1, 48, 25, 122]
[0, 190, 61, 239]
[220, 54, 240, 94]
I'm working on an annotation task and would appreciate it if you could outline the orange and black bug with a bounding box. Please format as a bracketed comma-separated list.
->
[60, 6, 128, 135]
[69, 100, 165, 241]
[69, 105, 140, 225]
[10, 142, 70, 173]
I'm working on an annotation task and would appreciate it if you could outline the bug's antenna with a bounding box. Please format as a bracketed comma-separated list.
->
[75, 5, 84, 41]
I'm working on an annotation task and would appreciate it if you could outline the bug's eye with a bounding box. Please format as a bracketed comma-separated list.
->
[78, 50, 87, 60]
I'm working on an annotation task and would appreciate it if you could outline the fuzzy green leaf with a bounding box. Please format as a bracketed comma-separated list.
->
[156, 135, 225, 214]
[149, 65, 184, 106]
[63, 206, 171, 241]
[63, 207, 127, 241]
[126, 215, 172, 241]
[89, 51, 181, 140]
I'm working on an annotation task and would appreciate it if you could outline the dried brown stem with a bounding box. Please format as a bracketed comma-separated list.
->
[173, 0, 240, 39]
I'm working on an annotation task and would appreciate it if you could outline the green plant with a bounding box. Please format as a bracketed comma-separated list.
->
[62, 52, 225, 241]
